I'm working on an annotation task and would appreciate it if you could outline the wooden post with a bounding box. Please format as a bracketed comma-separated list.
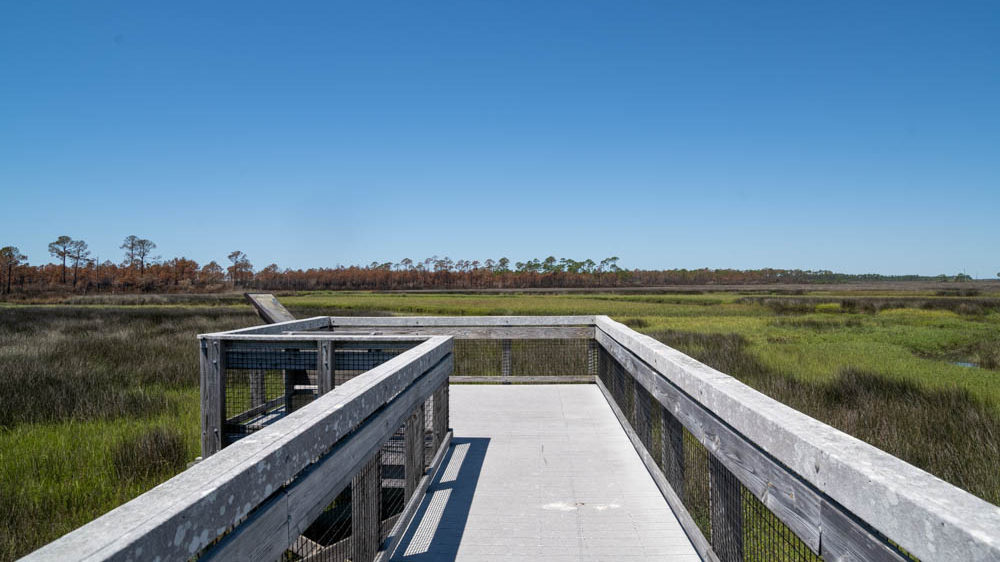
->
[709, 454, 744, 562]
[432, 382, 449, 449]
[405, 404, 425, 498]
[284, 352, 311, 413]
[587, 339, 599, 379]
[352, 454, 382, 562]
[249, 369, 265, 408]
[284, 367, 294, 413]
[661, 405, 685, 498]
[200, 337, 224, 457]
[318, 340, 334, 395]
[634, 384, 650, 447]
[501, 339, 512, 382]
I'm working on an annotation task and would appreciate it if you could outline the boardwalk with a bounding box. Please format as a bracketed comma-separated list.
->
[391, 385, 699, 561]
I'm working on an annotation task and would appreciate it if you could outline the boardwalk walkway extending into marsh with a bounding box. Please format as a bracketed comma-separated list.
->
[391, 385, 698, 561]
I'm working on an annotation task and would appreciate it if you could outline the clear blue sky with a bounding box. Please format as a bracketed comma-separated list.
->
[2, 2, 998, 276]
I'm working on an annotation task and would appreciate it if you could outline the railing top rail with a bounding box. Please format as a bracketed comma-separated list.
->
[200, 333, 432, 342]
[201, 315, 330, 337]
[200, 315, 599, 338]
[24, 336, 452, 562]
[594, 315, 1000, 562]
[327, 315, 598, 327]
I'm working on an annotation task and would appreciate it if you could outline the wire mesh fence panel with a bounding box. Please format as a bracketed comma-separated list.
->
[334, 343, 413, 386]
[453, 338, 593, 379]
[222, 342, 319, 446]
[289, 485, 354, 561]
[453, 339, 503, 377]
[710, 454, 744, 562]
[221, 341, 417, 446]
[741, 485, 822, 562]
[683, 427, 712, 541]
[597, 346, 627, 414]
[510, 338, 592, 377]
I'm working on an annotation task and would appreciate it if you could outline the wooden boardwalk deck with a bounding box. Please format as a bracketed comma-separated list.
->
[390, 385, 699, 561]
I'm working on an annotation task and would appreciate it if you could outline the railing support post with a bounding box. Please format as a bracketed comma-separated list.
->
[405, 404, 425, 498]
[432, 382, 449, 450]
[352, 453, 382, 562]
[200, 337, 224, 458]
[249, 369, 265, 408]
[709, 454, 744, 562]
[318, 340, 334, 395]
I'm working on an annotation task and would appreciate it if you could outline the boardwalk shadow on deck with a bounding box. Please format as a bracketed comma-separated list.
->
[391, 437, 490, 561]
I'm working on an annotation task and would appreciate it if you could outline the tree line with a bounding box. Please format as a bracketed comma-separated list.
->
[0, 235, 977, 296]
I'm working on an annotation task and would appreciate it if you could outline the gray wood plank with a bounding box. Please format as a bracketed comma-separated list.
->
[318, 340, 333, 395]
[404, 406, 424, 498]
[353, 455, 381, 562]
[449, 375, 594, 384]
[200, 337, 224, 457]
[244, 293, 297, 324]
[820, 500, 912, 562]
[327, 325, 594, 339]
[201, 316, 331, 337]
[199, 493, 289, 562]
[328, 315, 597, 327]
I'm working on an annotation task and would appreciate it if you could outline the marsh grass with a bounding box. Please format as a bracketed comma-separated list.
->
[112, 426, 188, 482]
[650, 329, 1000, 505]
[0, 306, 256, 560]
[0, 307, 257, 427]
[61, 293, 249, 306]
[741, 295, 1000, 316]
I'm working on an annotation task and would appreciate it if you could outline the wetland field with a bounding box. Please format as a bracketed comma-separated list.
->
[1, 287, 999, 559]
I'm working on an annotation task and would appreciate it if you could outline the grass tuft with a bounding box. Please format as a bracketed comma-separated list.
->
[112, 427, 188, 482]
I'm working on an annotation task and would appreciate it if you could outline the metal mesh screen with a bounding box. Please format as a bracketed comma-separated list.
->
[684, 427, 712, 540]
[453, 338, 595, 379]
[221, 341, 415, 446]
[333, 342, 413, 386]
[740, 478, 822, 562]
[222, 342, 318, 446]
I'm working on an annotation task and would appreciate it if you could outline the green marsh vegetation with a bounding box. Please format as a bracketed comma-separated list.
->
[0, 306, 256, 560]
[1, 288, 998, 558]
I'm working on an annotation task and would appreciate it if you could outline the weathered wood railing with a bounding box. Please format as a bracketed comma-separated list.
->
[23, 334, 453, 562]
[593, 316, 1000, 562]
